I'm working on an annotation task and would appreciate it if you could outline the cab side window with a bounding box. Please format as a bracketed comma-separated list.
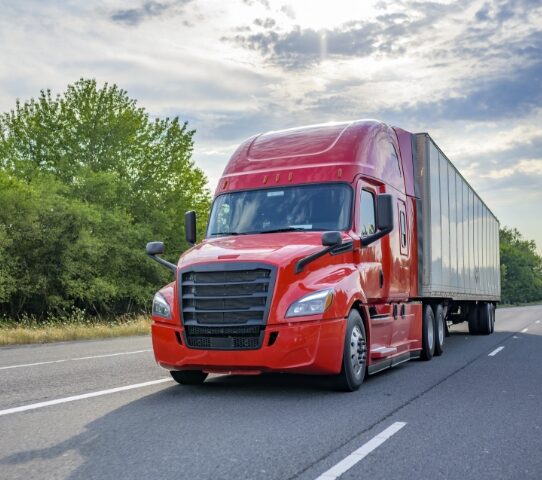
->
[360, 190, 376, 236]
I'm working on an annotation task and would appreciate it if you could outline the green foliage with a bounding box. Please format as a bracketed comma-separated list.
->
[500, 227, 542, 304]
[0, 79, 210, 318]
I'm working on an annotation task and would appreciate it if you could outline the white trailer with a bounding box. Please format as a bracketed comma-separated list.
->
[413, 133, 500, 333]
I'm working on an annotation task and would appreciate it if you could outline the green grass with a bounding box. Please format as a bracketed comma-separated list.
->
[0, 314, 151, 346]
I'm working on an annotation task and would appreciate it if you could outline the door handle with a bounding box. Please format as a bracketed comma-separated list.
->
[379, 270, 384, 288]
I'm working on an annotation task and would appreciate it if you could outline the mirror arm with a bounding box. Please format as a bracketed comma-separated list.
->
[295, 245, 335, 274]
[360, 226, 393, 247]
[147, 253, 177, 273]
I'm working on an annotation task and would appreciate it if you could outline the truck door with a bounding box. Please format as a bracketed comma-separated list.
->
[356, 181, 393, 350]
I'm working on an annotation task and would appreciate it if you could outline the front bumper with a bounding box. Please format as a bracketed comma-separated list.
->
[151, 318, 346, 375]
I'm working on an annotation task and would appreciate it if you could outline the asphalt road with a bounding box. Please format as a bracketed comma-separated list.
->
[1, 305, 541, 480]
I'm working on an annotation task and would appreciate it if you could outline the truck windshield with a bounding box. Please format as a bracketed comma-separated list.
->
[207, 184, 352, 237]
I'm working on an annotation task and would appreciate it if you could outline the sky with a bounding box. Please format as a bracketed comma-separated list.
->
[1, 0, 541, 251]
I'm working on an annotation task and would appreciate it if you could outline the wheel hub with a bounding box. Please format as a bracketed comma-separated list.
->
[350, 326, 367, 376]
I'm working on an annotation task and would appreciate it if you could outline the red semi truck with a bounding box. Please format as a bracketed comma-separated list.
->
[146, 120, 501, 391]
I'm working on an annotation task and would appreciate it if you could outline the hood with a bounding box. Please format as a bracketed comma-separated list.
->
[178, 232, 350, 269]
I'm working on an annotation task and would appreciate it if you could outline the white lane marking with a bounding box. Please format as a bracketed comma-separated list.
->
[315, 422, 407, 480]
[536, 320, 540, 324]
[0, 378, 172, 417]
[521, 328, 528, 333]
[488, 346, 504, 356]
[0, 349, 152, 371]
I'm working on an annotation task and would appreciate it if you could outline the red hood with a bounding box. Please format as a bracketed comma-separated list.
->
[178, 232, 350, 269]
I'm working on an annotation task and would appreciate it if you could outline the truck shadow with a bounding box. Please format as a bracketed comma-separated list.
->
[0, 370, 403, 479]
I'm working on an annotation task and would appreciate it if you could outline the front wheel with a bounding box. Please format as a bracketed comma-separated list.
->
[170, 370, 208, 385]
[333, 309, 367, 392]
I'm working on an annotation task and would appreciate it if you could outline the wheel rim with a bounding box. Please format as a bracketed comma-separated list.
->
[437, 314, 444, 346]
[427, 315, 434, 349]
[350, 325, 367, 376]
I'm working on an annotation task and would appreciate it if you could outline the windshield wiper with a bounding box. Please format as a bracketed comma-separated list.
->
[259, 227, 309, 234]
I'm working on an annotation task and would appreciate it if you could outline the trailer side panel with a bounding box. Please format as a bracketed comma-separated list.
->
[414, 133, 500, 301]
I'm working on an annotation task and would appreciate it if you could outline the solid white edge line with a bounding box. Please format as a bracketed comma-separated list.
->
[521, 328, 528, 333]
[488, 346, 504, 356]
[0, 349, 152, 371]
[315, 422, 407, 480]
[0, 378, 172, 416]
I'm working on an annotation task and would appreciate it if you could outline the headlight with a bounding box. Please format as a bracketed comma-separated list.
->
[286, 288, 334, 318]
[152, 292, 171, 319]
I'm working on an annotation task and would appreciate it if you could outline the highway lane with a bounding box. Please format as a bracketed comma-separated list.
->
[0, 336, 164, 410]
[0, 305, 541, 480]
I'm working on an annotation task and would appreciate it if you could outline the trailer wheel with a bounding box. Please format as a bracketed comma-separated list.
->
[333, 309, 367, 392]
[478, 302, 492, 335]
[468, 304, 479, 335]
[170, 370, 208, 385]
[421, 304, 435, 361]
[434, 304, 445, 356]
[490, 303, 495, 333]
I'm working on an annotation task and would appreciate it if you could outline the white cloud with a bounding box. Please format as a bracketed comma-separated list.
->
[1, 0, 541, 250]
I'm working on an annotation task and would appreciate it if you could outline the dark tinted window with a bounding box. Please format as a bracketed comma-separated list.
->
[360, 190, 376, 236]
[207, 184, 352, 236]
[391, 144, 402, 176]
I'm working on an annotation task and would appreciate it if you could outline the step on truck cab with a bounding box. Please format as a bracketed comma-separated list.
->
[147, 120, 501, 391]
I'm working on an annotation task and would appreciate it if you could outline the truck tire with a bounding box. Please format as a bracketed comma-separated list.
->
[490, 303, 495, 333]
[434, 304, 445, 356]
[334, 309, 367, 392]
[478, 302, 492, 335]
[468, 304, 479, 335]
[170, 370, 208, 385]
[421, 304, 435, 361]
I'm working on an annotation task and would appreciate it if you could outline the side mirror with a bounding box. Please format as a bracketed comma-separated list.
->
[185, 211, 196, 245]
[361, 194, 394, 247]
[322, 231, 342, 247]
[146, 241, 165, 256]
[376, 194, 393, 231]
[145, 241, 176, 272]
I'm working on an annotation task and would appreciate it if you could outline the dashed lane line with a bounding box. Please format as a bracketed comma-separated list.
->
[314, 422, 407, 480]
[488, 346, 505, 356]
